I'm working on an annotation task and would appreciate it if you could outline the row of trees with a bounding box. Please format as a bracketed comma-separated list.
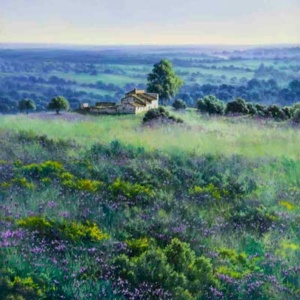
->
[194, 95, 300, 123]
[18, 96, 69, 114]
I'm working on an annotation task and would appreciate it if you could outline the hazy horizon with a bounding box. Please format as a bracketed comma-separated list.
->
[0, 0, 299, 46]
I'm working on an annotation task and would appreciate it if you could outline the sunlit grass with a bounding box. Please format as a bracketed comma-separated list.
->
[0, 110, 299, 159]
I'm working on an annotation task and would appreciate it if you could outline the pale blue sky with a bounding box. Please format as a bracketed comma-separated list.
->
[0, 0, 299, 45]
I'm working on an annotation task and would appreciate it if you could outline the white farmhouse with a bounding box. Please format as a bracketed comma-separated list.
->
[87, 88, 159, 115]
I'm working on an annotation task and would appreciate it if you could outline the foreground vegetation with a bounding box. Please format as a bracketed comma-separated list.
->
[0, 112, 299, 299]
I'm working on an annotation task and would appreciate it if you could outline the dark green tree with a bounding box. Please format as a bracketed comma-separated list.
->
[47, 96, 69, 114]
[172, 99, 187, 110]
[147, 59, 183, 105]
[197, 95, 225, 115]
[18, 99, 36, 114]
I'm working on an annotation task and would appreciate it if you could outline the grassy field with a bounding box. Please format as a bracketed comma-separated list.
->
[1, 110, 299, 159]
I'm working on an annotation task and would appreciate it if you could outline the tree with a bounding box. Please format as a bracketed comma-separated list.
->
[147, 59, 183, 105]
[18, 99, 36, 114]
[47, 96, 69, 114]
[197, 95, 225, 115]
[172, 99, 187, 110]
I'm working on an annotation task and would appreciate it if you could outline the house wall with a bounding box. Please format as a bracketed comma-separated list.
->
[90, 107, 119, 114]
[147, 100, 159, 109]
[122, 96, 135, 104]
[117, 103, 136, 114]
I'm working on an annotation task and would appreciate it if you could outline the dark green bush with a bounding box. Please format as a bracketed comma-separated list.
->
[292, 108, 300, 123]
[255, 103, 269, 117]
[225, 98, 249, 115]
[197, 95, 225, 115]
[114, 238, 218, 299]
[143, 107, 183, 124]
[246, 102, 258, 116]
[172, 99, 187, 110]
[267, 105, 288, 121]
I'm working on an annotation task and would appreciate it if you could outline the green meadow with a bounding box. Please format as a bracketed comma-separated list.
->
[1, 110, 299, 159]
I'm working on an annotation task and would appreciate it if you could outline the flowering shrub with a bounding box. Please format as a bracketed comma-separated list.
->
[109, 178, 154, 200]
[76, 179, 103, 192]
[0, 275, 46, 299]
[189, 183, 227, 200]
[21, 160, 64, 178]
[17, 216, 109, 242]
[126, 237, 150, 256]
[61, 221, 109, 242]
[1, 177, 35, 190]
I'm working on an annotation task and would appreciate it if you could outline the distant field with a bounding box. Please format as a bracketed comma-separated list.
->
[1, 110, 299, 159]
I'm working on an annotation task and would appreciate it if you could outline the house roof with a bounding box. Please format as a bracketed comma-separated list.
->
[126, 88, 146, 96]
[125, 88, 158, 101]
[129, 102, 145, 107]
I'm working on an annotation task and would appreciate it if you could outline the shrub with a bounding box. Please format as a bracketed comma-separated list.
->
[292, 108, 300, 123]
[196, 95, 225, 115]
[143, 107, 183, 124]
[282, 106, 293, 119]
[17, 216, 109, 242]
[75, 179, 103, 192]
[126, 237, 150, 256]
[246, 102, 258, 116]
[255, 103, 268, 117]
[292, 102, 300, 114]
[0, 275, 46, 300]
[109, 178, 154, 200]
[267, 105, 288, 121]
[172, 99, 187, 110]
[229, 204, 277, 235]
[21, 161, 64, 178]
[189, 183, 227, 201]
[113, 238, 218, 299]
[226, 98, 249, 115]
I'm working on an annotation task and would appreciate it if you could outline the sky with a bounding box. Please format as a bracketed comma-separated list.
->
[0, 0, 299, 46]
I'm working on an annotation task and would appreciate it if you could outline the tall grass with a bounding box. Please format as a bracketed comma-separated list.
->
[0, 110, 299, 159]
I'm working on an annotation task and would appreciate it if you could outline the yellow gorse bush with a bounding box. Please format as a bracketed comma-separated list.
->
[1, 177, 35, 190]
[76, 179, 103, 192]
[7, 276, 46, 298]
[16, 161, 104, 193]
[279, 201, 294, 210]
[17, 216, 109, 243]
[189, 183, 227, 200]
[61, 221, 109, 242]
[109, 178, 154, 199]
[21, 160, 64, 178]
